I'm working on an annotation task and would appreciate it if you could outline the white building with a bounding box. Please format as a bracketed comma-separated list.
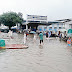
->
[56, 19, 72, 30]
[38, 21, 64, 33]
[22, 16, 72, 33]
[64, 21, 72, 30]
[22, 15, 48, 30]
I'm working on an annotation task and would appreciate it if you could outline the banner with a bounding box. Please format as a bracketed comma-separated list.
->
[27, 15, 47, 21]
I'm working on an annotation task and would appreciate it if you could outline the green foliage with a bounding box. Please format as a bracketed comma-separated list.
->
[0, 12, 23, 29]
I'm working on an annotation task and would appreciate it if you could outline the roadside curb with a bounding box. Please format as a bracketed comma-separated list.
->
[0, 44, 28, 49]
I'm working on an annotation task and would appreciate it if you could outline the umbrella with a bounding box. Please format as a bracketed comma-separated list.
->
[11, 26, 17, 29]
[67, 29, 72, 37]
[68, 29, 72, 33]
[30, 31, 36, 34]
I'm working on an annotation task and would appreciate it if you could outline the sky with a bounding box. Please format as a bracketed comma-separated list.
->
[0, 0, 72, 21]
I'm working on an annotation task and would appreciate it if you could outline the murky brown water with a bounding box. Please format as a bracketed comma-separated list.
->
[0, 33, 72, 72]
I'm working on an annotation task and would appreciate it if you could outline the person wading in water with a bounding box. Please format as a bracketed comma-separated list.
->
[39, 32, 43, 45]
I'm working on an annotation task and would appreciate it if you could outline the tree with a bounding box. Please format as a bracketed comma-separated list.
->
[0, 12, 23, 30]
[18, 12, 23, 18]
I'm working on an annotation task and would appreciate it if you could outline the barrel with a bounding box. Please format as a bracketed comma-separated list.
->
[0, 39, 5, 48]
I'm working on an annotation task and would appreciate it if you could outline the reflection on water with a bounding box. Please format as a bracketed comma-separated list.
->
[0, 49, 6, 53]
[39, 45, 43, 49]
[0, 33, 72, 72]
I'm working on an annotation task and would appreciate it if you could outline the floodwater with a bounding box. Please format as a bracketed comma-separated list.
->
[0, 33, 72, 72]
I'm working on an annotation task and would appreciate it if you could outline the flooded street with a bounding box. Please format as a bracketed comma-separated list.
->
[0, 33, 72, 72]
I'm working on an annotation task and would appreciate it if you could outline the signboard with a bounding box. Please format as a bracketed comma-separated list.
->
[27, 15, 47, 21]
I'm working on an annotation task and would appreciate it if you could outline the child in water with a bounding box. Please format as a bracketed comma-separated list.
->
[67, 37, 71, 46]
[24, 33, 26, 44]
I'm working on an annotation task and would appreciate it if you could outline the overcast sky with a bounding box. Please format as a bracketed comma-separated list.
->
[0, 0, 72, 21]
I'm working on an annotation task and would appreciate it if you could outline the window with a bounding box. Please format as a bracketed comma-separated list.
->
[59, 27, 61, 29]
[49, 27, 52, 29]
[44, 27, 47, 29]
[54, 27, 57, 29]
[39, 27, 42, 29]
[38, 27, 42, 31]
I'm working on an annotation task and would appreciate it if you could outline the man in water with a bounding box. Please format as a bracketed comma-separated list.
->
[46, 31, 48, 38]
[39, 32, 43, 45]
[33, 34, 36, 43]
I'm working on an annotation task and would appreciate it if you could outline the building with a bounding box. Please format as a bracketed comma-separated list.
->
[22, 15, 72, 34]
[64, 21, 72, 30]
[22, 15, 50, 31]
[38, 21, 64, 33]
[57, 19, 72, 30]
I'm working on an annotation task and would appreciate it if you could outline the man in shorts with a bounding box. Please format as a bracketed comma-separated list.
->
[39, 32, 43, 45]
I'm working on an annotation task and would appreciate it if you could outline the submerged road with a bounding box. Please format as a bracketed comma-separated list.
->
[0, 33, 72, 72]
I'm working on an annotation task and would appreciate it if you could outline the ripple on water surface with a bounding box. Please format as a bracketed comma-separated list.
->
[0, 33, 72, 72]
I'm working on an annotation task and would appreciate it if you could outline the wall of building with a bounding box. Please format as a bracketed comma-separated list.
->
[64, 21, 72, 30]
[38, 23, 64, 33]
[70, 24, 72, 29]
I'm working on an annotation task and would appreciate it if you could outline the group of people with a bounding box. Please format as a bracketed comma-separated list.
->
[24, 31, 72, 46]
[39, 31, 52, 45]
[23, 31, 44, 45]
[39, 31, 72, 46]
[58, 31, 72, 46]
